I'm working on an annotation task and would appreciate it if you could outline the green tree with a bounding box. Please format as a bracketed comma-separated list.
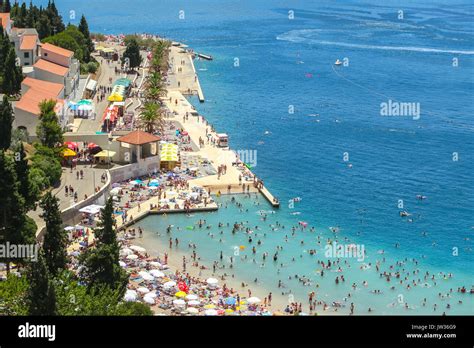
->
[79, 198, 128, 296]
[36, 14, 51, 40]
[0, 95, 13, 150]
[78, 15, 94, 62]
[14, 141, 38, 210]
[122, 37, 142, 70]
[0, 151, 35, 274]
[40, 192, 68, 276]
[26, 251, 57, 315]
[36, 99, 63, 148]
[1, 47, 22, 95]
[140, 102, 164, 134]
[1, 0, 11, 13]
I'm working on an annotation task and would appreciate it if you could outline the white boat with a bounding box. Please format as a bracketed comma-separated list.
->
[334, 59, 343, 66]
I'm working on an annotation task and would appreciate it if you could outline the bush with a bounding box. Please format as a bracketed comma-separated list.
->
[113, 301, 153, 316]
[87, 62, 98, 74]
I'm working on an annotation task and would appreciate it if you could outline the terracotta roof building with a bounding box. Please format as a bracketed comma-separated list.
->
[117, 130, 161, 145]
[14, 78, 66, 134]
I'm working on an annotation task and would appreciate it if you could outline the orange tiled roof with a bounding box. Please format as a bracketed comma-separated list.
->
[22, 77, 64, 97]
[34, 59, 69, 76]
[20, 34, 38, 51]
[116, 130, 161, 145]
[41, 42, 74, 58]
[15, 89, 64, 116]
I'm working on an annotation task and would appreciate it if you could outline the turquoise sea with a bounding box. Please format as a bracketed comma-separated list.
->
[48, 0, 473, 314]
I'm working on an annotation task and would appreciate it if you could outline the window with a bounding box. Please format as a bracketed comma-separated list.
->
[24, 52, 29, 58]
[24, 63, 29, 66]
[44, 52, 48, 57]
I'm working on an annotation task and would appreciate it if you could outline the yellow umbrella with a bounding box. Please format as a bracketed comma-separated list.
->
[62, 148, 77, 157]
[204, 304, 216, 309]
[175, 291, 187, 298]
[225, 309, 234, 314]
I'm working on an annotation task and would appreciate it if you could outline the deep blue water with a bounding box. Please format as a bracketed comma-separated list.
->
[44, 0, 473, 313]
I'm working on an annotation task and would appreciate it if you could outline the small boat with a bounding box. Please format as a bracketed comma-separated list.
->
[416, 195, 427, 200]
[334, 59, 343, 66]
[399, 211, 411, 217]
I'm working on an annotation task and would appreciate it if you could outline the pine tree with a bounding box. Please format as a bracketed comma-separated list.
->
[1, 47, 22, 96]
[0, 151, 34, 274]
[0, 95, 13, 150]
[122, 37, 142, 70]
[36, 99, 64, 148]
[36, 14, 51, 40]
[40, 192, 68, 276]
[26, 251, 57, 315]
[79, 198, 128, 296]
[78, 15, 93, 62]
[1, 0, 10, 13]
[14, 141, 37, 210]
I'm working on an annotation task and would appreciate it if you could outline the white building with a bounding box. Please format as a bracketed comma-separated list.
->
[13, 77, 67, 135]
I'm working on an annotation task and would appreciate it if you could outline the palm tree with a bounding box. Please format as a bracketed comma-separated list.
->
[139, 102, 164, 134]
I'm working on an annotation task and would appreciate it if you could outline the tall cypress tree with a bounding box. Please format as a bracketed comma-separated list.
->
[0, 151, 34, 274]
[0, 95, 13, 150]
[79, 198, 128, 296]
[40, 192, 68, 276]
[26, 251, 57, 315]
[78, 15, 93, 62]
[2, 0, 11, 13]
[1, 47, 22, 96]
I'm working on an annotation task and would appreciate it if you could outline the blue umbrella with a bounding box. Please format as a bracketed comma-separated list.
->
[148, 182, 160, 187]
[225, 297, 237, 305]
[134, 179, 143, 184]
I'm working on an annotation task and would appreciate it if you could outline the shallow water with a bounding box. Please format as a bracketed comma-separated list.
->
[135, 194, 473, 315]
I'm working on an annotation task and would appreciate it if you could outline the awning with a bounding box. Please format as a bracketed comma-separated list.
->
[79, 204, 104, 214]
[94, 150, 116, 158]
[86, 79, 97, 91]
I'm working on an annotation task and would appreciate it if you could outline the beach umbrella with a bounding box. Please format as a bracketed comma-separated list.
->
[126, 254, 138, 260]
[225, 297, 237, 305]
[124, 290, 137, 302]
[110, 187, 122, 196]
[185, 294, 198, 301]
[130, 245, 147, 253]
[143, 296, 155, 304]
[163, 281, 176, 289]
[62, 148, 77, 157]
[119, 261, 127, 268]
[144, 292, 157, 299]
[137, 287, 150, 294]
[64, 141, 78, 149]
[178, 281, 189, 293]
[203, 304, 216, 309]
[148, 182, 160, 187]
[225, 309, 235, 315]
[88, 143, 99, 149]
[129, 180, 140, 186]
[149, 261, 162, 268]
[206, 278, 218, 285]
[149, 270, 165, 278]
[175, 291, 187, 298]
[150, 179, 160, 184]
[187, 300, 201, 307]
[247, 297, 261, 304]
[120, 248, 134, 256]
[139, 271, 154, 281]
[173, 299, 186, 307]
[204, 309, 218, 316]
[186, 307, 199, 314]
